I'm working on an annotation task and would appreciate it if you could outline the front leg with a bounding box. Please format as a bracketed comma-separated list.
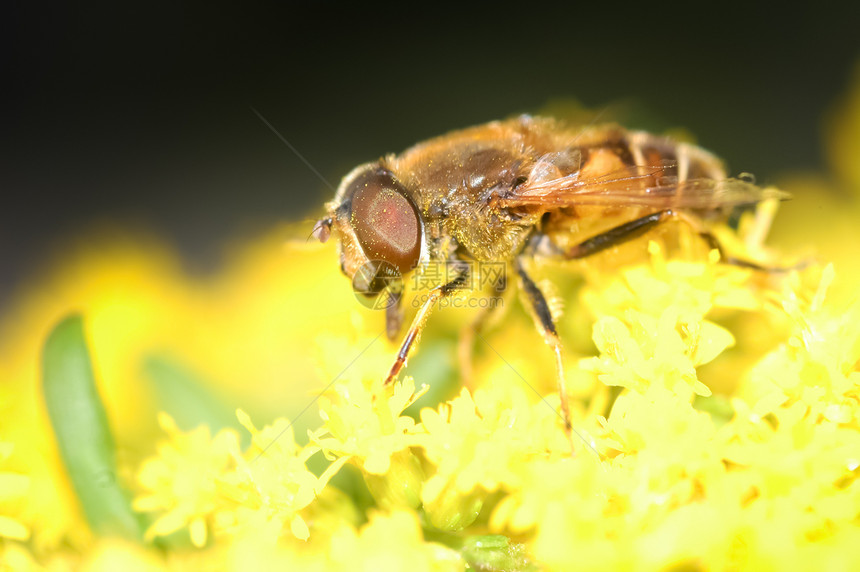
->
[385, 295, 403, 341]
[384, 268, 470, 385]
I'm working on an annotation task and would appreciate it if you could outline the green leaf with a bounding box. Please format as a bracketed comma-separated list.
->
[143, 355, 249, 448]
[41, 313, 143, 541]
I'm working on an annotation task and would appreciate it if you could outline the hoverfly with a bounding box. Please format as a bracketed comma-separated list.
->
[313, 115, 785, 448]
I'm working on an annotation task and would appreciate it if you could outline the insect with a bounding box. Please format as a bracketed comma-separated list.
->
[313, 115, 784, 450]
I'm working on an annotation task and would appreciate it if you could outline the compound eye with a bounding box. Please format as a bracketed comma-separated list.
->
[349, 169, 421, 273]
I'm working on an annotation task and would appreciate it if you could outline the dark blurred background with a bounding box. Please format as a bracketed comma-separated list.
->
[3, 1, 859, 309]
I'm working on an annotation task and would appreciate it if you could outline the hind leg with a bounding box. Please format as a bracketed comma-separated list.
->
[557, 208, 802, 272]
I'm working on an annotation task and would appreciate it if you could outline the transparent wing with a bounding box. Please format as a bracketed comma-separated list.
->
[501, 164, 788, 210]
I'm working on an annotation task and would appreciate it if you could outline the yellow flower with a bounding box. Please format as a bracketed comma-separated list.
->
[328, 510, 463, 572]
[577, 239, 787, 398]
[0, 442, 30, 542]
[0, 226, 371, 551]
[219, 410, 323, 542]
[582, 307, 732, 397]
[414, 383, 570, 530]
[0, 541, 44, 571]
[79, 538, 165, 572]
[310, 376, 427, 509]
[134, 413, 240, 547]
[7, 66, 860, 569]
[0, 236, 187, 550]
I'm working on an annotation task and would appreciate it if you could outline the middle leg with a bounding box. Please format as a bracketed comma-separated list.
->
[457, 270, 512, 390]
[514, 256, 597, 456]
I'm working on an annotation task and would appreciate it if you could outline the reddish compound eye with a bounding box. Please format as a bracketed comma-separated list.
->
[349, 169, 422, 273]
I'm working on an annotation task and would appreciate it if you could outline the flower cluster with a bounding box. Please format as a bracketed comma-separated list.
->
[2, 70, 860, 571]
[83, 245, 858, 570]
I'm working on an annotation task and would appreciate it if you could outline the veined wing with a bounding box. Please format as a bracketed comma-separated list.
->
[501, 164, 789, 209]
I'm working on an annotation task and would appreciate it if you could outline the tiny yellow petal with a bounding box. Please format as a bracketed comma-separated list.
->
[145, 511, 186, 541]
[290, 514, 310, 541]
[364, 452, 391, 475]
[694, 322, 735, 365]
[236, 408, 254, 432]
[189, 517, 207, 548]
[0, 515, 29, 540]
[0, 472, 29, 502]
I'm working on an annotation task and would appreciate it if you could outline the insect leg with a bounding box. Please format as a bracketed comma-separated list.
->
[565, 210, 672, 259]
[514, 257, 593, 456]
[672, 210, 807, 272]
[561, 209, 801, 271]
[384, 269, 469, 385]
[457, 271, 511, 389]
[385, 294, 403, 341]
[696, 229, 778, 271]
